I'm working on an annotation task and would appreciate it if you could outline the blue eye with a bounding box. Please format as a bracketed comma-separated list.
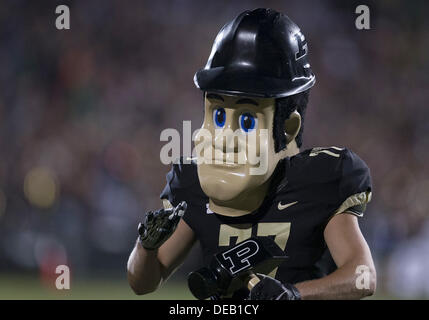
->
[239, 113, 257, 133]
[213, 108, 226, 128]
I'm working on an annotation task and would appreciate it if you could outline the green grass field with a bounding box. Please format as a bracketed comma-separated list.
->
[0, 274, 403, 300]
[0, 275, 194, 300]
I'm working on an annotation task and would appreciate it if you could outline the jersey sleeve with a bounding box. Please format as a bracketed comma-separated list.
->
[159, 158, 208, 233]
[334, 149, 372, 217]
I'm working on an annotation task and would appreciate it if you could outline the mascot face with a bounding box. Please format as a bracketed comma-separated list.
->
[192, 9, 313, 217]
[194, 92, 300, 217]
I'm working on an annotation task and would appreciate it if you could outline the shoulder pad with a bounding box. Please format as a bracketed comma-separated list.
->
[285, 147, 372, 216]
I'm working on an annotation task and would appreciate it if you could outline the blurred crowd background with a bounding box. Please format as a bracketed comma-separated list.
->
[0, 0, 428, 299]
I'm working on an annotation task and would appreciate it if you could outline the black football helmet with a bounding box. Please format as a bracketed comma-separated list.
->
[194, 8, 315, 98]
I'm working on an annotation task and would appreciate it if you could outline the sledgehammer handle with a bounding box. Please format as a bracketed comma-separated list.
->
[247, 273, 260, 290]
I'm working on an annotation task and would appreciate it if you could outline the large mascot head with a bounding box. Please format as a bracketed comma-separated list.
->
[193, 8, 315, 217]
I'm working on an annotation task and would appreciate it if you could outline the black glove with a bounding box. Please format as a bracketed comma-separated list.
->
[138, 201, 187, 250]
[249, 274, 301, 300]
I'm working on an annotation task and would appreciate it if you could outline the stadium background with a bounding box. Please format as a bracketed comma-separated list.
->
[1, 0, 428, 299]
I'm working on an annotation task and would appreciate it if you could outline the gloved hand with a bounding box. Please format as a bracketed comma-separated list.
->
[138, 201, 187, 250]
[248, 274, 301, 300]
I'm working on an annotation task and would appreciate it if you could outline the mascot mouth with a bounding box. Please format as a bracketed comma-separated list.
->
[211, 152, 246, 167]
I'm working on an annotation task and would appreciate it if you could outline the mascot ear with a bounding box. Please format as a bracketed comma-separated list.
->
[284, 111, 301, 145]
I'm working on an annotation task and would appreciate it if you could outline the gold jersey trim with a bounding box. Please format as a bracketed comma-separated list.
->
[334, 191, 372, 217]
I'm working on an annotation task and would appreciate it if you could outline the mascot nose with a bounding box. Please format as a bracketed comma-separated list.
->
[214, 128, 239, 154]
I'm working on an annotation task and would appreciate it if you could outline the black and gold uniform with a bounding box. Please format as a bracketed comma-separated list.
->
[160, 147, 372, 288]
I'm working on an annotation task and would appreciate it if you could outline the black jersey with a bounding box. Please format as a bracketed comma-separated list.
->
[160, 147, 372, 286]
